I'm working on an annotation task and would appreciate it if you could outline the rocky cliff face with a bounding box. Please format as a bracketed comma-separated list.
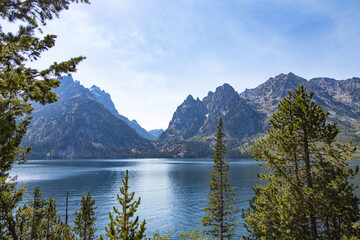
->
[23, 73, 360, 159]
[200, 83, 263, 139]
[158, 83, 264, 157]
[310, 77, 360, 108]
[240, 73, 359, 123]
[23, 76, 155, 159]
[159, 95, 207, 141]
[160, 73, 360, 158]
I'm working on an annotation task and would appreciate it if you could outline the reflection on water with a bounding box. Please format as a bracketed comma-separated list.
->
[11, 158, 360, 237]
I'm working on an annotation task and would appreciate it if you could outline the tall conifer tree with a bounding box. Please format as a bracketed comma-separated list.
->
[44, 196, 62, 240]
[74, 191, 97, 240]
[202, 118, 239, 239]
[29, 187, 46, 239]
[0, 1, 89, 238]
[105, 170, 146, 240]
[244, 85, 360, 239]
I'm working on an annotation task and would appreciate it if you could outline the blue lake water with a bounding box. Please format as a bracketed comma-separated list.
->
[10, 158, 360, 238]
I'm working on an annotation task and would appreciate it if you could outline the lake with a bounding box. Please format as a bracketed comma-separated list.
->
[10, 158, 360, 238]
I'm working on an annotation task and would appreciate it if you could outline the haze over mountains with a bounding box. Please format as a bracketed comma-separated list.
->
[22, 73, 360, 159]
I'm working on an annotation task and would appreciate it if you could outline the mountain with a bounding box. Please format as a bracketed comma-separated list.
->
[160, 73, 360, 158]
[89, 85, 156, 140]
[158, 84, 263, 157]
[240, 73, 358, 122]
[158, 95, 208, 141]
[148, 129, 164, 139]
[23, 73, 360, 159]
[22, 76, 157, 159]
[240, 73, 359, 143]
[309, 77, 360, 108]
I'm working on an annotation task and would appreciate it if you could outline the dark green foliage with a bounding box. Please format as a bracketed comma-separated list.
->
[44, 196, 62, 240]
[61, 223, 75, 240]
[202, 118, 239, 239]
[0, 177, 27, 239]
[179, 227, 209, 240]
[0, 0, 88, 238]
[0, 0, 88, 179]
[29, 187, 46, 239]
[3, 187, 64, 239]
[74, 191, 97, 240]
[244, 85, 360, 239]
[106, 170, 146, 240]
[150, 231, 173, 240]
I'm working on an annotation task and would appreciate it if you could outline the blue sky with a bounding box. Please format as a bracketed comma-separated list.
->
[25, 0, 360, 130]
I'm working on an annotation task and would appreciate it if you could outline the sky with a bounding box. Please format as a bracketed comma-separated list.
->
[17, 0, 360, 130]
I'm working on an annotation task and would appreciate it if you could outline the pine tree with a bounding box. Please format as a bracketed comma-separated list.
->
[14, 203, 32, 239]
[244, 85, 360, 239]
[202, 118, 239, 239]
[105, 170, 146, 240]
[29, 187, 46, 239]
[74, 191, 98, 240]
[179, 227, 210, 240]
[0, 1, 89, 238]
[44, 197, 63, 240]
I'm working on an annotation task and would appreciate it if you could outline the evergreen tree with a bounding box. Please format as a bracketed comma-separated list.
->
[44, 196, 63, 240]
[202, 118, 239, 239]
[29, 186, 46, 239]
[244, 85, 360, 239]
[74, 191, 97, 240]
[179, 227, 210, 240]
[105, 170, 146, 240]
[14, 203, 32, 239]
[0, 1, 89, 238]
[61, 223, 76, 240]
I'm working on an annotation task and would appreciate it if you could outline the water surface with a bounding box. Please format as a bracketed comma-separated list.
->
[11, 158, 360, 237]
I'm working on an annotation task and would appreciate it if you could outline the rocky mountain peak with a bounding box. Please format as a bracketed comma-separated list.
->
[214, 83, 237, 97]
[203, 83, 239, 108]
[89, 85, 119, 117]
[310, 77, 360, 107]
[185, 94, 196, 103]
[158, 93, 207, 141]
[240, 72, 308, 103]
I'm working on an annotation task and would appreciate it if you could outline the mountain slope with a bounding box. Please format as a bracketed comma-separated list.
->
[22, 76, 156, 159]
[160, 73, 360, 158]
[240, 73, 358, 122]
[89, 85, 156, 140]
[158, 84, 264, 157]
[158, 95, 207, 141]
[310, 77, 360, 109]
[199, 84, 263, 139]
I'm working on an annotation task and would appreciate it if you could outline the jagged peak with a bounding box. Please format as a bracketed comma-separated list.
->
[185, 94, 195, 102]
[213, 83, 237, 95]
[90, 85, 100, 90]
[274, 72, 303, 80]
[218, 83, 235, 90]
[90, 85, 107, 94]
[262, 73, 308, 87]
[58, 75, 75, 87]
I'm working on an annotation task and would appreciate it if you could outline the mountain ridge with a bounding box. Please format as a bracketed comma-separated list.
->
[158, 72, 360, 157]
[23, 76, 161, 159]
[23, 73, 360, 159]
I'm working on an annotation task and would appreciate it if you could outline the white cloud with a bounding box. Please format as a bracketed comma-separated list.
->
[20, 0, 360, 129]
